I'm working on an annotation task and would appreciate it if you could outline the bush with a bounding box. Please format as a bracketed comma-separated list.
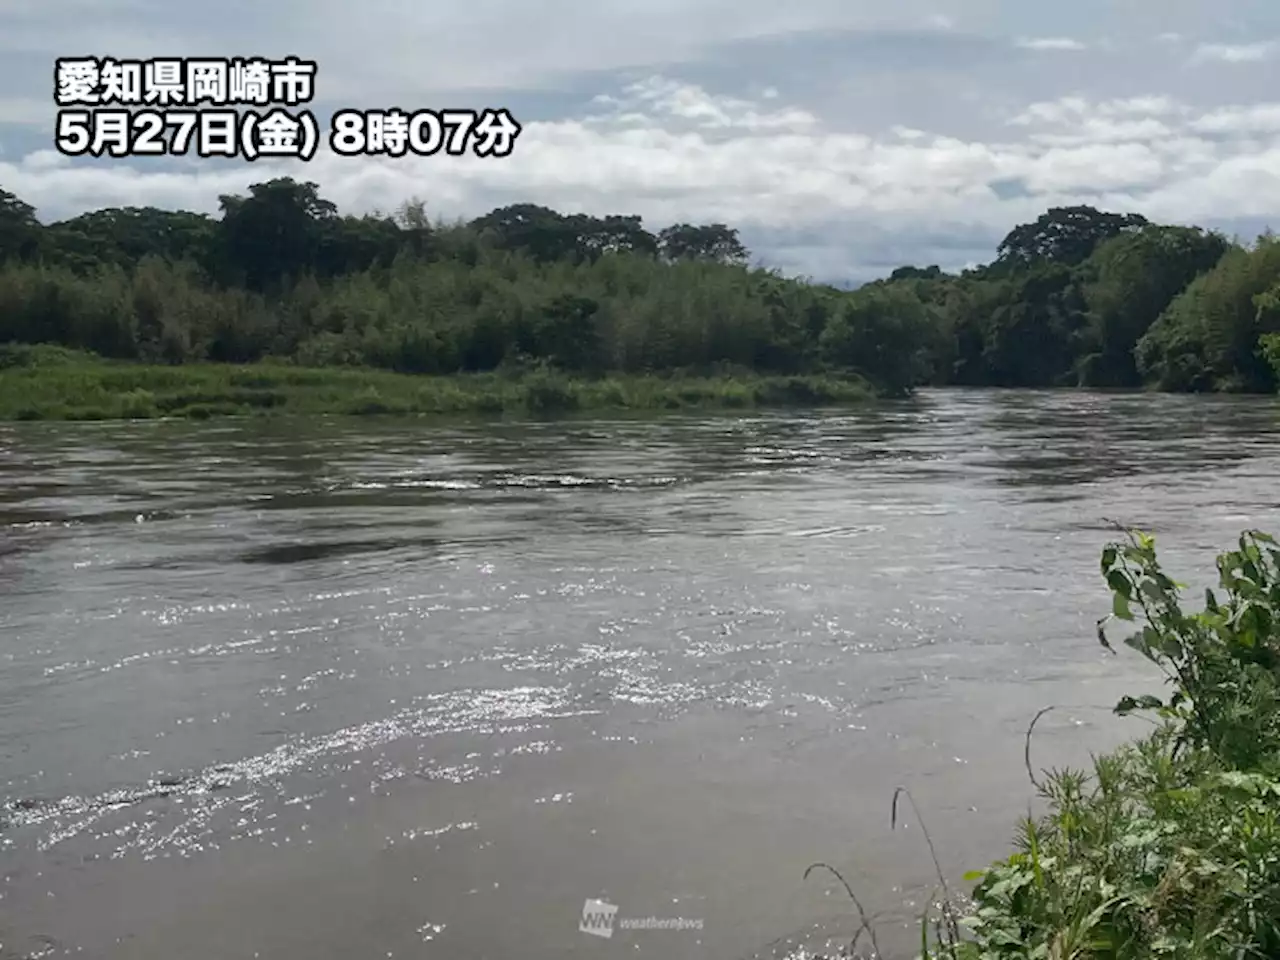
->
[0, 342, 95, 368]
[926, 530, 1280, 960]
[1262, 333, 1280, 383]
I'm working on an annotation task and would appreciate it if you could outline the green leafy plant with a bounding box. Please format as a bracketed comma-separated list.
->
[1261, 332, 1280, 384]
[922, 528, 1280, 960]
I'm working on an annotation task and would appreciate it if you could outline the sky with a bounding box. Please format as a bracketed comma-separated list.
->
[1, 0, 1279, 283]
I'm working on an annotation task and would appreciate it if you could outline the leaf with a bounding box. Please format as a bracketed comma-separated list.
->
[1123, 627, 1159, 661]
[1081, 898, 1124, 936]
[1214, 771, 1266, 794]
[1112, 591, 1134, 621]
[1101, 545, 1117, 575]
[1116, 695, 1162, 715]
[1106, 569, 1133, 599]
[1204, 587, 1219, 612]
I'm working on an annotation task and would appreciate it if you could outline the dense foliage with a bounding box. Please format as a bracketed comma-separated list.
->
[2, 180, 1279, 396]
[923, 529, 1280, 960]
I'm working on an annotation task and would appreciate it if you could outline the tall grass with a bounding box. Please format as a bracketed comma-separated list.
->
[0, 344, 874, 421]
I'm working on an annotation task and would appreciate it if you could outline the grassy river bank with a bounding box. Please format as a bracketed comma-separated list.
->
[0, 345, 875, 421]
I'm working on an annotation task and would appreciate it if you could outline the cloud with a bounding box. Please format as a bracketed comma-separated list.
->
[591, 77, 820, 132]
[3, 1, 1280, 281]
[2, 78, 1278, 282]
[1015, 37, 1086, 51]
[0, 1, 1010, 101]
[1190, 41, 1277, 63]
[0, 97, 51, 127]
[1007, 96, 1189, 146]
[1189, 104, 1280, 135]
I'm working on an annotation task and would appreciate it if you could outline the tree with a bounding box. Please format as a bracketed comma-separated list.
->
[979, 262, 1086, 386]
[0, 189, 44, 262]
[1261, 332, 1280, 384]
[1076, 225, 1230, 386]
[216, 178, 338, 291]
[470, 204, 583, 262]
[387, 197, 434, 259]
[4, 189, 1276, 400]
[1137, 234, 1280, 392]
[314, 214, 405, 277]
[889, 265, 945, 281]
[523, 294, 601, 370]
[819, 284, 935, 394]
[657, 223, 749, 265]
[575, 215, 657, 259]
[47, 206, 218, 272]
[995, 205, 1148, 270]
[393, 197, 430, 231]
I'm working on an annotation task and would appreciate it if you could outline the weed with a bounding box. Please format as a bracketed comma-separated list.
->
[813, 528, 1280, 960]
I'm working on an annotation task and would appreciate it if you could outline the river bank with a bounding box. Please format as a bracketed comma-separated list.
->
[0, 345, 875, 421]
[903, 527, 1280, 960]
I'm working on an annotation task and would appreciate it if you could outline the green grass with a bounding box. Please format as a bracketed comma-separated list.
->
[0, 344, 876, 422]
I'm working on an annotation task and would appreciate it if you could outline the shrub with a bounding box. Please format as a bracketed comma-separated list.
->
[926, 529, 1280, 959]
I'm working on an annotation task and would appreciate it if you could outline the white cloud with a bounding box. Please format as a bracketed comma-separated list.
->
[603, 77, 819, 132]
[2, 78, 1278, 281]
[1008, 96, 1189, 147]
[21, 149, 71, 171]
[1098, 97, 1184, 117]
[1190, 41, 1277, 63]
[1015, 37, 1086, 51]
[1004, 96, 1187, 128]
[1190, 104, 1280, 135]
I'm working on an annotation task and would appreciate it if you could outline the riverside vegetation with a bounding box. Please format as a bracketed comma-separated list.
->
[823, 529, 1280, 960]
[2, 181, 1280, 419]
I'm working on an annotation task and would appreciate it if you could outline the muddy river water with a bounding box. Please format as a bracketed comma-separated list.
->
[2, 388, 1278, 959]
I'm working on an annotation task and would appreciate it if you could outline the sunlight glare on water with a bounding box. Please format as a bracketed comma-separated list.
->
[1, 389, 1278, 959]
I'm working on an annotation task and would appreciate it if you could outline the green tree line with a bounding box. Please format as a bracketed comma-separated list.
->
[2, 179, 1278, 395]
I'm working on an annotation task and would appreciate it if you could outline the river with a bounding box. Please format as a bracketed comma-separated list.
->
[1, 388, 1278, 960]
